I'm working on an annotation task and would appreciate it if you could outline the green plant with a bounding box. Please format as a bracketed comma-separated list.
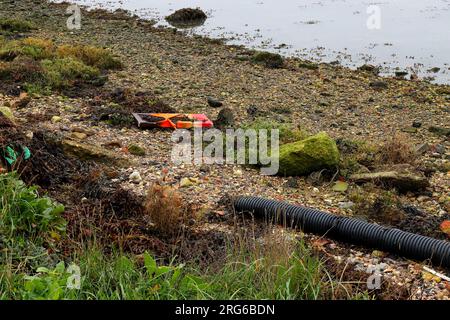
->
[42, 57, 100, 89]
[0, 18, 33, 33]
[22, 262, 74, 300]
[144, 184, 188, 237]
[0, 37, 121, 94]
[56, 44, 122, 69]
[0, 172, 66, 242]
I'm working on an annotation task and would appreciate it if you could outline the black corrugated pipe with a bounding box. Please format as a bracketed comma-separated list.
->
[234, 196, 450, 268]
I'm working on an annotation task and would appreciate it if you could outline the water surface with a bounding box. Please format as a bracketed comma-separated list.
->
[55, 0, 450, 83]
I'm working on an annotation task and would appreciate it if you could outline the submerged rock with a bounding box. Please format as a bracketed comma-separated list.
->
[165, 8, 207, 28]
[357, 64, 380, 75]
[278, 132, 340, 176]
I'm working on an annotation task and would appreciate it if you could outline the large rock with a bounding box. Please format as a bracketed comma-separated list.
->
[165, 8, 207, 27]
[61, 139, 128, 166]
[350, 171, 429, 193]
[278, 132, 340, 176]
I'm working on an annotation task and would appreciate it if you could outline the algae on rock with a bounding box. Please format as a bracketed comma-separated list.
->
[278, 132, 339, 176]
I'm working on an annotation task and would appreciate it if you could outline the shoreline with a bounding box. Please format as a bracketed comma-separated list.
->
[51, 0, 450, 85]
[1, 0, 449, 299]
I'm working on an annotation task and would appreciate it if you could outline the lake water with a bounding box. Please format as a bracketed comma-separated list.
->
[54, 0, 450, 83]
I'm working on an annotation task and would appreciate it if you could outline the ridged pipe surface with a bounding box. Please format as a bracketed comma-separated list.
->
[234, 196, 450, 268]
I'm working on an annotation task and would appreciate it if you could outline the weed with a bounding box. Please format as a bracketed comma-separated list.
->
[0, 172, 66, 242]
[349, 186, 404, 225]
[57, 45, 122, 69]
[21, 38, 54, 60]
[41, 57, 100, 89]
[376, 132, 416, 165]
[299, 61, 319, 70]
[0, 18, 33, 33]
[0, 37, 121, 95]
[252, 51, 284, 68]
[144, 184, 188, 237]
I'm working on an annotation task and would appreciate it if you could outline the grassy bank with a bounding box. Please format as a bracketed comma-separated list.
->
[0, 173, 366, 300]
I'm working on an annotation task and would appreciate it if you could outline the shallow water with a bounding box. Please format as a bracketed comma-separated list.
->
[55, 0, 450, 83]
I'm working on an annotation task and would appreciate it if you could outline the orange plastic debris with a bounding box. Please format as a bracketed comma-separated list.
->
[132, 113, 213, 129]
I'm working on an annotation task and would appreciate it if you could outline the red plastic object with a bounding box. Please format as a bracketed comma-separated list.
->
[132, 113, 214, 129]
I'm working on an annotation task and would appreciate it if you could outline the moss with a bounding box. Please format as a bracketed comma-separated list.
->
[243, 118, 307, 144]
[0, 18, 33, 33]
[128, 144, 146, 156]
[56, 45, 122, 69]
[252, 51, 284, 68]
[0, 106, 14, 121]
[278, 132, 340, 176]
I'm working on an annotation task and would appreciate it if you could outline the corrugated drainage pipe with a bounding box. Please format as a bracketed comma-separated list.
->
[233, 196, 450, 268]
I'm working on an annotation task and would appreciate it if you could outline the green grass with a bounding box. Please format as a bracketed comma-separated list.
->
[0, 173, 369, 300]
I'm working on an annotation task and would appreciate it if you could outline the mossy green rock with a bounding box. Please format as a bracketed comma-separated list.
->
[278, 132, 339, 176]
[0, 106, 14, 121]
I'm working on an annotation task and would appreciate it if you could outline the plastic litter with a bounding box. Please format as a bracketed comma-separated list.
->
[132, 113, 213, 129]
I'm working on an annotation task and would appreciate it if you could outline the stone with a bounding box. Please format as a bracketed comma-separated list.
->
[61, 139, 128, 166]
[69, 132, 87, 140]
[215, 107, 234, 129]
[402, 127, 418, 134]
[278, 132, 340, 176]
[129, 171, 142, 183]
[412, 121, 422, 128]
[415, 143, 430, 155]
[429, 126, 450, 137]
[128, 144, 146, 156]
[51, 115, 62, 123]
[338, 201, 355, 209]
[369, 81, 388, 90]
[207, 97, 223, 108]
[349, 171, 429, 193]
